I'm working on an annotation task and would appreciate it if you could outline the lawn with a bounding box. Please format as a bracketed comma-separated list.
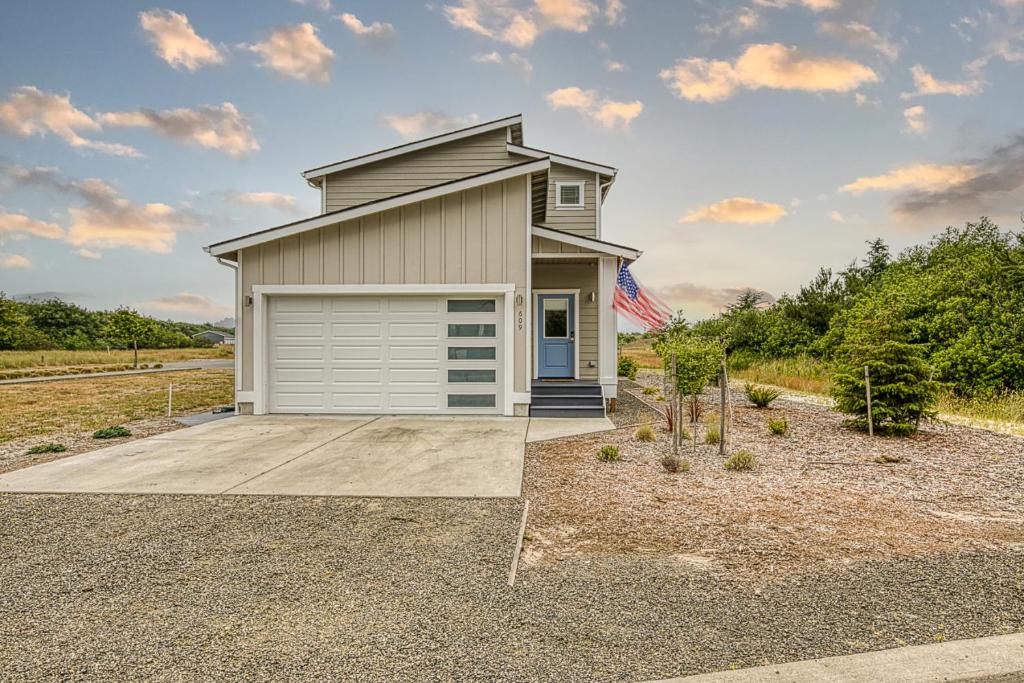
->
[0, 346, 233, 370]
[0, 369, 234, 443]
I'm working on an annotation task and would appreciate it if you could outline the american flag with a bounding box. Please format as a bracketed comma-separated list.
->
[613, 263, 674, 330]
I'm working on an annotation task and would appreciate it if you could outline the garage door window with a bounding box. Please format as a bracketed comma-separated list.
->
[448, 369, 496, 383]
[448, 394, 496, 408]
[447, 299, 496, 313]
[448, 346, 496, 361]
[448, 323, 496, 337]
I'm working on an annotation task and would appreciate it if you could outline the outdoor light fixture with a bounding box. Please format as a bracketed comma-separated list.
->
[588, 291, 596, 303]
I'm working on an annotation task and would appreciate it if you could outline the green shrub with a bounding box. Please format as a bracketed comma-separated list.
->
[874, 453, 903, 464]
[831, 341, 941, 436]
[660, 454, 690, 473]
[93, 426, 131, 439]
[635, 425, 656, 442]
[744, 383, 781, 408]
[597, 445, 621, 462]
[704, 422, 721, 445]
[617, 356, 639, 380]
[724, 450, 756, 471]
[26, 443, 66, 454]
[768, 417, 789, 436]
[642, 386, 659, 395]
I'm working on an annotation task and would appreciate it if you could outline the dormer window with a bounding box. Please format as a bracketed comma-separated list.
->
[555, 181, 585, 210]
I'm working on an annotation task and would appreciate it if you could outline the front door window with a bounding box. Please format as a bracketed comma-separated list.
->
[543, 298, 568, 338]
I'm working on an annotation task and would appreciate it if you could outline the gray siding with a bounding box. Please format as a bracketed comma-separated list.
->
[532, 261, 599, 379]
[239, 176, 530, 395]
[324, 128, 517, 212]
[537, 163, 597, 237]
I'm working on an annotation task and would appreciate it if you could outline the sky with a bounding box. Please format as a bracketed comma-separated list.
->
[1, 0, 1022, 325]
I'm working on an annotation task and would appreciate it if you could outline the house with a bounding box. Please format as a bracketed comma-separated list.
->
[205, 114, 642, 418]
[192, 330, 235, 345]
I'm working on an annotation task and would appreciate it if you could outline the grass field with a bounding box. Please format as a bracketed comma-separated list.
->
[0, 346, 233, 370]
[0, 369, 234, 443]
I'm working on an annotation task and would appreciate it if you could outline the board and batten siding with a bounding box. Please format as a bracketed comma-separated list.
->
[323, 128, 518, 212]
[537, 163, 598, 237]
[532, 261, 599, 380]
[239, 176, 530, 397]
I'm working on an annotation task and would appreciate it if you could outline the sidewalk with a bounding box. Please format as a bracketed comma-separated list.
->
[652, 633, 1024, 683]
[0, 359, 233, 385]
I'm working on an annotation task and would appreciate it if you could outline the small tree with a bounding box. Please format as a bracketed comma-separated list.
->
[831, 340, 940, 436]
[654, 333, 723, 452]
[103, 308, 156, 368]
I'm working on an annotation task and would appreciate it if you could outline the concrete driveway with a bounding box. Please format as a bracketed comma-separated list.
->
[0, 415, 529, 498]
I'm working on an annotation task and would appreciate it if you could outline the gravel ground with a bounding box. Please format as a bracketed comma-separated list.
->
[1, 493, 1021, 682]
[607, 379, 663, 428]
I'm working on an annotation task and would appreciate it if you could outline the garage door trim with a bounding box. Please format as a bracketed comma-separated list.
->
[251, 284, 516, 416]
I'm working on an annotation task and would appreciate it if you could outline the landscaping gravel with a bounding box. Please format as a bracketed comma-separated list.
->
[0, 492, 1021, 681]
[607, 378, 663, 428]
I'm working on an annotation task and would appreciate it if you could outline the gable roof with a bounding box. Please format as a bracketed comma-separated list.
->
[508, 144, 617, 176]
[207, 157, 550, 258]
[532, 225, 641, 261]
[301, 114, 523, 181]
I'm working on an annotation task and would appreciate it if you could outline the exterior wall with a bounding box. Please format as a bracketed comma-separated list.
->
[537, 163, 598, 237]
[532, 235, 605, 255]
[239, 175, 530, 401]
[324, 128, 518, 212]
[531, 260, 599, 380]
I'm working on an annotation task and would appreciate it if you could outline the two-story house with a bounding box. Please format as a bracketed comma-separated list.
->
[206, 114, 642, 418]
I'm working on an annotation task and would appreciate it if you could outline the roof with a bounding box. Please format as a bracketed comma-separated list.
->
[507, 144, 617, 176]
[207, 157, 551, 258]
[192, 330, 233, 339]
[301, 114, 523, 181]
[532, 225, 641, 261]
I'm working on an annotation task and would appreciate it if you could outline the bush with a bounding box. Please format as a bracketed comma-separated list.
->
[874, 453, 903, 464]
[660, 454, 690, 473]
[704, 422, 721, 445]
[597, 445, 621, 462]
[642, 386, 659, 395]
[26, 443, 66, 454]
[744, 383, 781, 408]
[635, 425, 656, 442]
[768, 417, 789, 436]
[724, 450, 756, 471]
[617, 356, 639, 380]
[93, 425, 132, 439]
[831, 341, 941, 436]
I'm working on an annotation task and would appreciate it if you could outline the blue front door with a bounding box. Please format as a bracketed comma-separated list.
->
[537, 294, 575, 378]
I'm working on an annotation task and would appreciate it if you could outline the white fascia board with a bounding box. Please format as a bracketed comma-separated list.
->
[209, 158, 550, 257]
[507, 144, 617, 176]
[253, 283, 515, 296]
[302, 115, 523, 180]
[531, 225, 641, 261]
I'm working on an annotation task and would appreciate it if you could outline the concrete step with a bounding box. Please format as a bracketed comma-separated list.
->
[531, 383, 603, 397]
[530, 395, 604, 408]
[529, 406, 606, 418]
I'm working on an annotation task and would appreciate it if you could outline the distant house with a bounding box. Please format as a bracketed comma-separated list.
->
[192, 330, 235, 345]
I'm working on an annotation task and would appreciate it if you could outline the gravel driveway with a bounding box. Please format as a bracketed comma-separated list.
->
[2, 493, 1022, 682]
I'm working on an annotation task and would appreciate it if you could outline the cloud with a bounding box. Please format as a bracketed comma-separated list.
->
[138, 9, 224, 71]
[818, 20, 900, 61]
[140, 292, 230, 319]
[245, 23, 334, 83]
[471, 51, 533, 78]
[900, 64, 984, 98]
[827, 210, 864, 223]
[902, 105, 929, 135]
[680, 197, 788, 224]
[839, 163, 979, 194]
[659, 43, 878, 103]
[0, 209, 65, 239]
[442, 0, 602, 46]
[225, 191, 298, 212]
[472, 51, 504, 63]
[0, 86, 140, 157]
[545, 86, 643, 129]
[0, 253, 32, 269]
[698, 7, 762, 37]
[74, 247, 102, 260]
[337, 12, 396, 50]
[535, 0, 598, 31]
[100, 103, 259, 157]
[291, 0, 332, 10]
[654, 282, 777, 313]
[605, 0, 625, 25]
[378, 112, 480, 139]
[604, 59, 627, 72]
[754, 0, 838, 11]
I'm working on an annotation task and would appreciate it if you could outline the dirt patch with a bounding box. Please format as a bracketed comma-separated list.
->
[523, 376, 1024, 576]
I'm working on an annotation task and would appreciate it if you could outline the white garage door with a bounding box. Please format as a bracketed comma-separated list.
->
[267, 295, 504, 414]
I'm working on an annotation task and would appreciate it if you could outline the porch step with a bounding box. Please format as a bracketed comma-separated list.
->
[529, 406, 607, 418]
[531, 394, 604, 408]
[531, 383, 603, 397]
[529, 380, 605, 417]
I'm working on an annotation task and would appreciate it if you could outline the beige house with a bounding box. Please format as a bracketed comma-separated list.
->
[206, 114, 642, 418]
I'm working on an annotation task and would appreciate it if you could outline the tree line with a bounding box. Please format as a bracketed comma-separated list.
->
[0, 294, 234, 351]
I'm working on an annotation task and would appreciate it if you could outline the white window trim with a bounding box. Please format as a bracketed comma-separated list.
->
[251, 284, 516, 417]
[532, 288, 581, 380]
[555, 181, 586, 210]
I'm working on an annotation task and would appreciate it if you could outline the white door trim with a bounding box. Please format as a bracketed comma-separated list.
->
[532, 288, 580, 380]
[252, 283, 516, 416]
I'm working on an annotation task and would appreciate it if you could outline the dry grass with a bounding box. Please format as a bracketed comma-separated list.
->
[0, 347, 232, 370]
[0, 369, 234, 443]
[620, 339, 662, 369]
[730, 356, 832, 395]
[937, 391, 1024, 437]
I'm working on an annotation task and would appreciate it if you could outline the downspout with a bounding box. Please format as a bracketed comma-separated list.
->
[213, 256, 242, 407]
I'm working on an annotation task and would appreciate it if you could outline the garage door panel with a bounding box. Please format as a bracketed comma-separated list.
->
[390, 345, 439, 361]
[388, 322, 439, 338]
[330, 345, 382, 361]
[388, 368, 440, 384]
[330, 368, 382, 384]
[275, 298, 324, 313]
[389, 392, 441, 409]
[273, 322, 324, 338]
[275, 345, 324, 361]
[274, 368, 326, 383]
[331, 297, 382, 313]
[332, 322, 382, 338]
[387, 297, 439, 313]
[332, 392, 383, 409]
[273, 392, 328, 409]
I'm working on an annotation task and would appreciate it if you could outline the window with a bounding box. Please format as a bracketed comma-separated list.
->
[543, 298, 568, 338]
[448, 323, 496, 337]
[555, 181, 585, 209]
[448, 346, 496, 360]
[448, 369, 496, 383]
[448, 394, 496, 408]
[447, 299, 496, 313]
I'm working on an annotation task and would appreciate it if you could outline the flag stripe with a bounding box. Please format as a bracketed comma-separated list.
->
[613, 263, 672, 331]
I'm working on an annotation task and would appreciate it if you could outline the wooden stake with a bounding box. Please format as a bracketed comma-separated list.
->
[167, 383, 173, 418]
[719, 357, 727, 456]
[671, 352, 679, 455]
[864, 365, 874, 437]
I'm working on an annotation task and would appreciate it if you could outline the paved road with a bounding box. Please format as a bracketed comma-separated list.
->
[0, 359, 233, 385]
